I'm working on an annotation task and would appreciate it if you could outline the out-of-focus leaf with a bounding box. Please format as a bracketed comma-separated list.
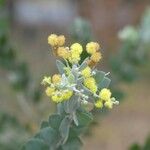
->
[62, 137, 82, 150]
[21, 138, 49, 150]
[59, 116, 70, 144]
[56, 60, 66, 74]
[143, 136, 150, 150]
[40, 121, 49, 129]
[63, 95, 79, 114]
[48, 114, 63, 130]
[35, 127, 58, 146]
[76, 110, 93, 127]
[99, 77, 111, 89]
[129, 143, 141, 150]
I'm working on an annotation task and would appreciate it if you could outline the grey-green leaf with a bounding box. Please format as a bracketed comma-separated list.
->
[94, 70, 105, 85]
[99, 77, 111, 89]
[76, 111, 93, 127]
[59, 117, 71, 144]
[40, 121, 49, 129]
[49, 114, 63, 130]
[63, 95, 79, 114]
[79, 58, 89, 71]
[56, 60, 66, 74]
[21, 138, 49, 150]
[62, 137, 82, 150]
[35, 127, 58, 146]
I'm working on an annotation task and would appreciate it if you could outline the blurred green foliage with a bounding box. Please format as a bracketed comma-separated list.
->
[0, 111, 29, 150]
[0, 2, 41, 150]
[129, 135, 150, 150]
[0, 1, 42, 101]
[110, 8, 150, 99]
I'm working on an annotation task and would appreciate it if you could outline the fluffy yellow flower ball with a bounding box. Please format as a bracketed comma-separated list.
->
[90, 52, 102, 63]
[95, 100, 103, 108]
[51, 94, 63, 103]
[99, 88, 111, 101]
[63, 90, 73, 100]
[70, 43, 83, 54]
[48, 34, 58, 46]
[57, 47, 69, 59]
[41, 76, 51, 85]
[57, 35, 65, 46]
[52, 74, 61, 84]
[81, 66, 91, 78]
[84, 77, 97, 93]
[86, 42, 100, 54]
[68, 51, 81, 64]
[45, 87, 55, 96]
[104, 100, 113, 109]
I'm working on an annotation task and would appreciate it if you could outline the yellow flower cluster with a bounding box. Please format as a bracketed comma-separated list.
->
[48, 34, 65, 47]
[86, 42, 100, 54]
[68, 43, 83, 64]
[41, 76, 51, 85]
[44, 34, 118, 109]
[52, 74, 61, 84]
[51, 90, 73, 103]
[48, 34, 84, 64]
[48, 34, 102, 66]
[86, 42, 102, 67]
[57, 47, 69, 59]
[95, 88, 115, 109]
[84, 77, 97, 93]
[81, 66, 91, 78]
[42, 74, 73, 103]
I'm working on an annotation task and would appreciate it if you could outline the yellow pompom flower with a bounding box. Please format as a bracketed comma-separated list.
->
[41, 76, 51, 85]
[57, 35, 65, 46]
[99, 88, 111, 101]
[48, 34, 58, 46]
[52, 74, 61, 84]
[70, 43, 83, 54]
[63, 90, 73, 100]
[68, 51, 81, 64]
[95, 100, 103, 109]
[45, 87, 55, 96]
[84, 77, 97, 93]
[104, 99, 113, 109]
[86, 42, 100, 54]
[90, 52, 102, 63]
[57, 47, 69, 59]
[81, 66, 91, 78]
[51, 94, 63, 103]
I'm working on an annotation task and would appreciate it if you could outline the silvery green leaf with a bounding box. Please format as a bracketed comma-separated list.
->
[77, 77, 83, 85]
[56, 60, 66, 74]
[76, 110, 93, 127]
[57, 103, 65, 115]
[99, 77, 111, 89]
[59, 116, 70, 144]
[40, 121, 49, 129]
[72, 112, 78, 126]
[79, 57, 89, 71]
[21, 138, 49, 150]
[94, 70, 105, 85]
[71, 65, 79, 80]
[68, 73, 75, 84]
[62, 137, 83, 150]
[49, 114, 63, 130]
[63, 95, 79, 114]
[61, 74, 68, 87]
[35, 127, 58, 146]
[81, 85, 94, 102]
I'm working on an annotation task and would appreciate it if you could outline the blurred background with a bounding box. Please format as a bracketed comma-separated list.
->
[0, 0, 150, 150]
